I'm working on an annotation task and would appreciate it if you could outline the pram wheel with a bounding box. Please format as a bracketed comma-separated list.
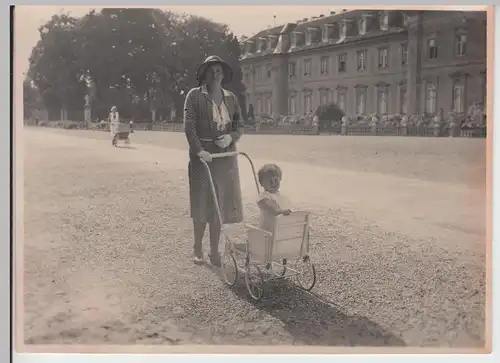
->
[222, 251, 238, 286]
[125, 137, 130, 145]
[295, 256, 316, 291]
[245, 263, 264, 301]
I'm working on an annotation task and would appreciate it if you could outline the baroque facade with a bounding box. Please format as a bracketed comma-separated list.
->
[239, 10, 487, 119]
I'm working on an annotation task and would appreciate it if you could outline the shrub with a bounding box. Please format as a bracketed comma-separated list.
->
[315, 103, 345, 122]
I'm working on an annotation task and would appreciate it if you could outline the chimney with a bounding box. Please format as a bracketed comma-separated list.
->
[330, 11, 336, 15]
[319, 14, 325, 17]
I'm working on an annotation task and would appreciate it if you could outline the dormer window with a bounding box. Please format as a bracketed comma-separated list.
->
[340, 21, 347, 38]
[267, 35, 277, 50]
[245, 40, 255, 54]
[291, 32, 298, 47]
[306, 28, 318, 45]
[305, 30, 312, 45]
[258, 38, 267, 52]
[380, 11, 389, 30]
[359, 17, 367, 35]
[322, 24, 331, 42]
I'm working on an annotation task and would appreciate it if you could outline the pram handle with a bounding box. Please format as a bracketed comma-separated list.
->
[210, 151, 240, 159]
[198, 151, 260, 226]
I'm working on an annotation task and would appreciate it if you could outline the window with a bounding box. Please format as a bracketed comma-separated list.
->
[338, 53, 347, 72]
[380, 12, 389, 30]
[425, 83, 437, 114]
[291, 33, 298, 47]
[455, 34, 467, 56]
[266, 63, 272, 79]
[289, 95, 297, 114]
[399, 84, 408, 114]
[258, 40, 266, 52]
[401, 43, 408, 65]
[304, 92, 312, 114]
[359, 18, 366, 35]
[377, 87, 388, 114]
[257, 97, 262, 114]
[288, 62, 296, 79]
[267, 36, 276, 51]
[357, 50, 367, 71]
[378, 47, 388, 68]
[306, 30, 313, 45]
[304, 59, 312, 76]
[452, 83, 465, 113]
[320, 89, 330, 105]
[356, 87, 367, 114]
[322, 25, 330, 42]
[340, 22, 347, 38]
[265, 95, 273, 115]
[428, 38, 438, 59]
[320, 56, 329, 75]
[337, 88, 346, 112]
[255, 65, 261, 81]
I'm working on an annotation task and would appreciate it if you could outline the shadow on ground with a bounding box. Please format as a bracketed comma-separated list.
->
[228, 276, 406, 347]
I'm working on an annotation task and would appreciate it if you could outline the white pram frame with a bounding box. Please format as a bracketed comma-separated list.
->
[199, 151, 317, 301]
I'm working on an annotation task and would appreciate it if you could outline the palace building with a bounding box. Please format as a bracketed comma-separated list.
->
[239, 10, 487, 119]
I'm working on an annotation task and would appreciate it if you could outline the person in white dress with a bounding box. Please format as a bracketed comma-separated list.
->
[108, 106, 120, 146]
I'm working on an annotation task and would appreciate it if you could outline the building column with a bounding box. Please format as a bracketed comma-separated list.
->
[407, 12, 422, 115]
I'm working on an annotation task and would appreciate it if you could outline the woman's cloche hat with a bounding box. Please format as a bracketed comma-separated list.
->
[196, 55, 233, 86]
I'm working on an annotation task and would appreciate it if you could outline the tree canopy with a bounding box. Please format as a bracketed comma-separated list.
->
[25, 8, 246, 121]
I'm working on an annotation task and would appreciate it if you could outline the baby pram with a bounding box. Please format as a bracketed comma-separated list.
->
[199, 151, 317, 301]
[112, 123, 131, 147]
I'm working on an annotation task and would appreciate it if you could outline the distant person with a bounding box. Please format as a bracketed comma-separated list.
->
[108, 106, 120, 146]
[183, 55, 244, 267]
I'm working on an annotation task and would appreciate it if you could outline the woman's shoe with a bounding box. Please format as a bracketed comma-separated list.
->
[193, 254, 204, 265]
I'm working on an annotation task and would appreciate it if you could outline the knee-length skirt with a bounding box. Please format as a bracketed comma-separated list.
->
[188, 153, 244, 224]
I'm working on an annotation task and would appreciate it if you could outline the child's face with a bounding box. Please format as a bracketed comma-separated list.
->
[262, 172, 281, 193]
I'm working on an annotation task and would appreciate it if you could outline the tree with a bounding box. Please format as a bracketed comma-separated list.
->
[26, 8, 247, 122]
[315, 103, 345, 133]
[27, 13, 86, 116]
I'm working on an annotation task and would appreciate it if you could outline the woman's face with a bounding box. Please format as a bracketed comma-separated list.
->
[204, 63, 224, 85]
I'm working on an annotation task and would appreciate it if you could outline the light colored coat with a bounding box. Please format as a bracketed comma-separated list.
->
[109, 111, 120, 136]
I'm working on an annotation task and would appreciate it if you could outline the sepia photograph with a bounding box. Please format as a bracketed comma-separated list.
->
[15, 4, 492, 354]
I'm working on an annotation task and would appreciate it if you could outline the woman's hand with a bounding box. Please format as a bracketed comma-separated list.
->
[197, 150, 212, 162]
[215, 134, 232, 148]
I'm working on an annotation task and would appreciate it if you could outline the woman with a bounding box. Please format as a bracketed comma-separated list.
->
[184, 55, 244, 267]
[108, 106, 120, 146]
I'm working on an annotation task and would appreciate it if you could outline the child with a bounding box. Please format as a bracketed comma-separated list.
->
[257, 164, 292, 232]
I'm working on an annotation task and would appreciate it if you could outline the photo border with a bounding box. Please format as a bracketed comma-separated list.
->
[9, 1, 498, 362]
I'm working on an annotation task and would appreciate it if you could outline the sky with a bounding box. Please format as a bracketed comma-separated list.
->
[15, 5, 340, 75]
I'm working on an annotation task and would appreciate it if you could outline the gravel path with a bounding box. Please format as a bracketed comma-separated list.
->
[23, 128, 486, 348]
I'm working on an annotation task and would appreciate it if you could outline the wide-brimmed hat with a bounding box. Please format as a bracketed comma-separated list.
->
[196, 55, 233, 86]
